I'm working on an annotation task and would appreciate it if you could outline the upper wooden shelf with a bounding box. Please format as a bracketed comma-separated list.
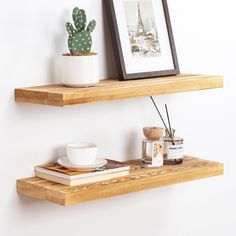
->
[17, 156, 223, 206]
[15, 74, 223, 107]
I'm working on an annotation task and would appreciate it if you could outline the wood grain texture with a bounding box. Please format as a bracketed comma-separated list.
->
[17, 156, 224, 206]
[15, 74, 223, 107]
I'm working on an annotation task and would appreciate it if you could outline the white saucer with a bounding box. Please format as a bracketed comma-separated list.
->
[57, 156, 107, 171]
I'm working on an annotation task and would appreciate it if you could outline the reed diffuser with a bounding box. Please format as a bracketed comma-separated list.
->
[150, 97, 184, 164]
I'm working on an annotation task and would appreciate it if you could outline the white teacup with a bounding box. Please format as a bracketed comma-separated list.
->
[66, 142, 97, 165]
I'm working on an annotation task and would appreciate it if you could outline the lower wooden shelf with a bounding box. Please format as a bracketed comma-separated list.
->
[17, 156, 223, 206]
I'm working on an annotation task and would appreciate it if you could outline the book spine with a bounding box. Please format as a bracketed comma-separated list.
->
[35, 172, 71, 185]
[35, 170, 129, 186]
[35, 167, 72, 179]
[35, 165, 130, 180]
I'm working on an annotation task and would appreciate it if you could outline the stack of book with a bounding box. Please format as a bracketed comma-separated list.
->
[35, 159, 130, 186]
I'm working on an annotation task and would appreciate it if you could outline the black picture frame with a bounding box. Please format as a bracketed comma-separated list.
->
[106, 0, 180, 81]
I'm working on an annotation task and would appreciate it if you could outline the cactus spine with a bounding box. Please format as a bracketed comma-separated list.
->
[66, 7, 96, 54]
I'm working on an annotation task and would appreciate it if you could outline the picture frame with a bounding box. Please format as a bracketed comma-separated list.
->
[106, 0, 179, 80]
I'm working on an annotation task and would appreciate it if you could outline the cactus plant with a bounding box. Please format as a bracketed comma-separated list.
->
[66, 7, 96, 54]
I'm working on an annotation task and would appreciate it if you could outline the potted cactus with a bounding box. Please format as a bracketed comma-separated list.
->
[62, 7, 99, 87]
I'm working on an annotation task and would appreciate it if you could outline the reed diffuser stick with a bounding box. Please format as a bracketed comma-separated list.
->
[165, 104, 174, 140]
[150, 96, 174, 145]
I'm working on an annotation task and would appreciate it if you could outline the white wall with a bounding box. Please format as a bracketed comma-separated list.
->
[0, 0, 235, 235]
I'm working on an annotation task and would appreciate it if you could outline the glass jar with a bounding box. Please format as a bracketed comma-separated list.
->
[142, 138, 164, 168]
[163, 129, 184, 164]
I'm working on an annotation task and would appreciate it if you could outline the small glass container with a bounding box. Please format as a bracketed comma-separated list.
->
[163, 129, 184, 164]
[142, 127, 164, 168]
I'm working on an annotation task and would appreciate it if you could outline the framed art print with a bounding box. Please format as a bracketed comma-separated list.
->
[106, 0, 179, 80]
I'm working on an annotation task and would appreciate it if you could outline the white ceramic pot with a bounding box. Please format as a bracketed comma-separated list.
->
[66, 142, 97, 165]
[61, 53, 99, 87]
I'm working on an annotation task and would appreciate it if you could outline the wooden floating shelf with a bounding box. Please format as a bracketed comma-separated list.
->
[15, 74, 223, 107]
[17, 156, 223, 206]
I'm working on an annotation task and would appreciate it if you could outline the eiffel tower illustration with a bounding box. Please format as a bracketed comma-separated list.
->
[137, 2, 146, 36]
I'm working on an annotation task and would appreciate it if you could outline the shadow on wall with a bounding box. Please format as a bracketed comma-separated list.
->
[125, 132, 139, 160]
[47, 10, 68, 84]
[51, 145, 66, 161]
[101, 1, 118, 79]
